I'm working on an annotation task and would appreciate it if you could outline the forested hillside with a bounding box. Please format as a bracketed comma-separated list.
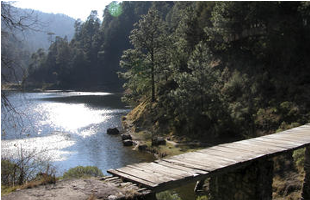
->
[119, 1, 310, 139]
[27, 1, 310, 139]
[1, 3, 75, 83]
[27, 2, 152, 90]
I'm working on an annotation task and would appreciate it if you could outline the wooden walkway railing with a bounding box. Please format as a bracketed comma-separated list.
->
[108, 124, 310, 196]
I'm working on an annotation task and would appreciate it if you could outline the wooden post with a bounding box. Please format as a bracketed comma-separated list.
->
[302, 146, 310, 200]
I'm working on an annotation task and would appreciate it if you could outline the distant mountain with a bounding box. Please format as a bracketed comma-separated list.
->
[19, 8, 76, 52]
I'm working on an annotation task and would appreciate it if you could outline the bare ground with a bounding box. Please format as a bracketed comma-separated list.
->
[2, 177, 147, 200]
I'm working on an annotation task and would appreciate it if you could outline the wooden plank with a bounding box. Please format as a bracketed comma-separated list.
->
[115, 166, 173, 184]
[257, 136, 306, 147]
[250, 138, 300, 149]
[131, 162, 194, 179]
[223, 142, 281, 158]
[107, 169, 158, 188]
[252, 137, 300, 148]
[198, 145, 258, 157]
[262, 135, 308, 144]
[236, 139, 287, 153]
[209, 145, 263, 156]
[154, 160, 207, 175]
[265, 131, 310, 141]
[173, 151, 239, 164]
[280, 127, 310, 136]
[218, 143, 267, 158]
[225, 141, 279, 154]
[172, 152, 237, 167]
[127, 163, 186, 180]
[162, 157, 217, 171]
[264, 134, 310, 144]
[166, 156, 231, 171]
[197, 148, 258, 163]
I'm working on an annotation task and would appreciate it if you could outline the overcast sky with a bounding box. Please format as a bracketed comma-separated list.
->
[14, 0, 112, 21]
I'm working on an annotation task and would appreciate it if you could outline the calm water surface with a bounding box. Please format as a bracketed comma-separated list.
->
[1, 91, 154, 175]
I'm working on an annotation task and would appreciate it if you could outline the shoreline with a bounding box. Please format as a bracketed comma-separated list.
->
[120, 116, 203, 159]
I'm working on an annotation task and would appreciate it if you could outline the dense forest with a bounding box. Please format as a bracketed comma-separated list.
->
[27, 2, 152, 90]
[25, 1, 310, 139]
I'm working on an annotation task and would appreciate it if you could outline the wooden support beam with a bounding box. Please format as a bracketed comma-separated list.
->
[302, 146, 310, 200]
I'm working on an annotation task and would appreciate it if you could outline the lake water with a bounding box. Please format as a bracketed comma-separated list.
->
[1, 91, 154, 175]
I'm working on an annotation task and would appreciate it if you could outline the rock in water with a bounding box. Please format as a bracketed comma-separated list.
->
[107, 128, 120, 135]
[121, 133, 132, 140]
[123, 139, 133, 146]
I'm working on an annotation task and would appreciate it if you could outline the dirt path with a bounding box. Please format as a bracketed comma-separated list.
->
[2, 177, 147, 200]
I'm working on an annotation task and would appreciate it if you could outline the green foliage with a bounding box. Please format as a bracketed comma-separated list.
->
[156, 191, 182, 200]
[1, 159, 18, 186]
[293, 148, 305, 169]
[119, 1, 310, 140]
[62, 166, 103, 179]
[196, 196, 209, 200]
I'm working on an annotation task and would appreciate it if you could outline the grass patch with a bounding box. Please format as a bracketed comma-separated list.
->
[1, 185, 19, 196]
[63, 166, 103, 179]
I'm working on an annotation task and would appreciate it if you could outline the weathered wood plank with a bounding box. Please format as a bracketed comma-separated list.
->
[173, 151, 239, 164]
[166, 156, 231, 171]
[130, 162, 193, 179]
[115, 166, 173, 184]
[251, 138, 300, 149]
[236, 140, 287, 152]
[218, 143, 268, 158]
[107, 169, 158, 188]
[261, 136, 307, 144]
[172, 152, 238, 167]
[257, 137, 305, 147]
[197, 148, 258, 163]
[162, 157, 217, 171]
[264, 134, 310, 144]
[126, 164, 186, 180]
[154, 160, 207, 175]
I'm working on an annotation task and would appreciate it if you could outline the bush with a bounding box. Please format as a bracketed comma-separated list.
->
[196, 196, 209, 200]
[156, 191, 181, 200]
[293, 148, 305, 169]
[63, 166, 103, 179]
[1, 159, 17, 186]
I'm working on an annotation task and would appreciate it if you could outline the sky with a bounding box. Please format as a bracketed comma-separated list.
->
[14, 0, 112, 21]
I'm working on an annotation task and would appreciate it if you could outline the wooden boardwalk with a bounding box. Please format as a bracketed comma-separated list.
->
[108, 124, 310, 193]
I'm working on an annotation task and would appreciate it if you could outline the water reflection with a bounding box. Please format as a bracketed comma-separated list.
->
[36, 102, 112, 137]
[1, 133, 75, 162]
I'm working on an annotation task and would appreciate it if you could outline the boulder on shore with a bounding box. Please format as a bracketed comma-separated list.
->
[121, 133, 132, 141]
[152, 137, 166, 146]
[123, 139, 133, 146]
[107, 128, 120, 135]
